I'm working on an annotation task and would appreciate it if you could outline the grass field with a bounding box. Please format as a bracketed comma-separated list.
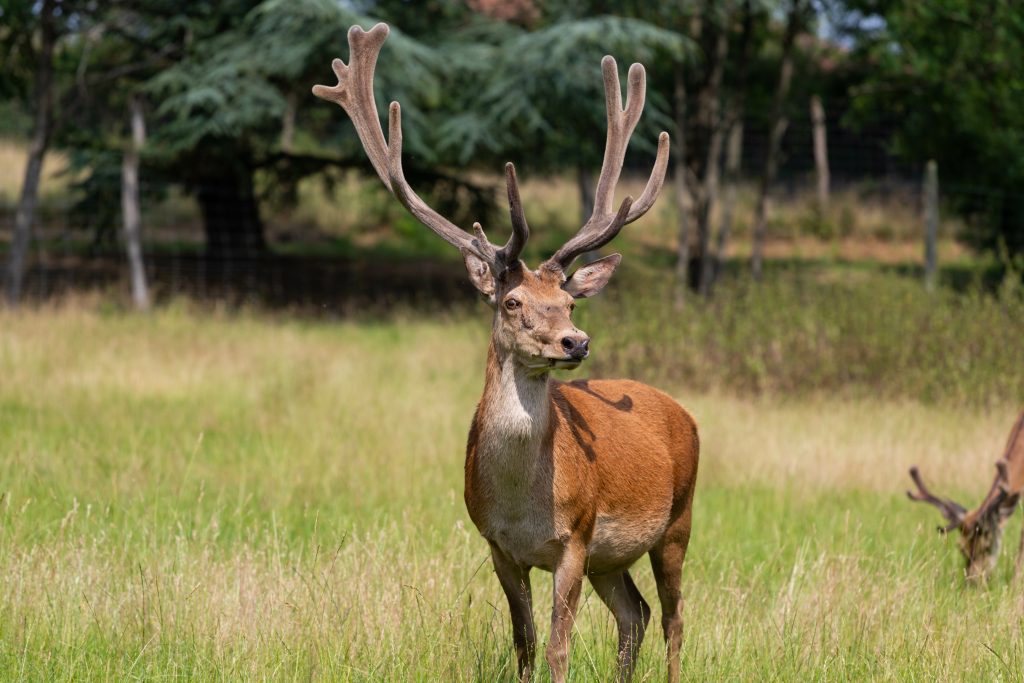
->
[2, 302, 1023, 681]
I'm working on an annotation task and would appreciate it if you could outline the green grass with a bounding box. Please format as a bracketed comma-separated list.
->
[1, 302, 1023, 681]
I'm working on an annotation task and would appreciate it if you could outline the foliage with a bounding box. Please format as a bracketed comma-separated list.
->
[845, 0, 1024, 255]
[146, 0, 443, 160]
[437, 15, 688, 169]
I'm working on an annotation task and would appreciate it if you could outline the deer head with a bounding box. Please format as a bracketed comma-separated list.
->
[908, 464, 1018, 582]
[312, 24, 668, 374]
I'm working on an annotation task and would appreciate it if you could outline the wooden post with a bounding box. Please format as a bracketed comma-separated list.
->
[810, 95, 829, 211]
[923, 160, 938, 291]
[121, 95, 151, 310]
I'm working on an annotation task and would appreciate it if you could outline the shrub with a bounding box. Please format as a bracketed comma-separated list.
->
[587, 267, 1024, 407]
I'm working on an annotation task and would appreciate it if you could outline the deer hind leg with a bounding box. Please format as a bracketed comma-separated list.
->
[1015, 515, 1024, 582]
[546, 543, 586, 683]
[590, 570, 651, 682]
[649, 506, 693, 683]
[489, 543, 536, 682]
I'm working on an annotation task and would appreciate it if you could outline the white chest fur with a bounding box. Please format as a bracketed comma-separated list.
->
[473, 357, 564, 569]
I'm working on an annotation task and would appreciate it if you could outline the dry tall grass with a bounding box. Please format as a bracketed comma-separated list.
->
[1, 303, 1021, 680]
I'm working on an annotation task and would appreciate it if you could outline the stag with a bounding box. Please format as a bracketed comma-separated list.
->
[908, 410, 1024, 582]
[314, 24, 697, 683]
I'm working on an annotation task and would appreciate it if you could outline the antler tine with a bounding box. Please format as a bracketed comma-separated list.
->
[545, 197, 634, 272]
[385, 102, 493, 261]
[591, 59, 644, 219]
[544, 57, 670, 271]
[496, 162, 529, 267]
[907, 466, 966, 531]
[313, 23, 504, 265]
[311, 24, 393, 189]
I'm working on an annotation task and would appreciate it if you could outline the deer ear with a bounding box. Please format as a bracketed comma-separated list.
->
[463, 251, 496, 303]
[563, 253, 621, 299]
[996, 493, 1019, 523]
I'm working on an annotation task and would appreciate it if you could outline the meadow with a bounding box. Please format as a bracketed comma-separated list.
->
[2, 297, 1023, 681]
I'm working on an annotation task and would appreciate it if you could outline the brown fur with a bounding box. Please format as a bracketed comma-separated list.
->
[909, 409, 1024, 582]
[462, 264, 699, 683]
[312, 25, 686, 679]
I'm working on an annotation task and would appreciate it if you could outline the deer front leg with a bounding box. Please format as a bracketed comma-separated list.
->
[489, 543, 536, 682]
[546, 542, 586, 683]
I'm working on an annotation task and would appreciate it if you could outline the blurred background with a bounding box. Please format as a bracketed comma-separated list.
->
[3, 0, 1022, 405]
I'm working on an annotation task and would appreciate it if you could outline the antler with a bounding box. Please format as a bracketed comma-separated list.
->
[907, 466, 967, 533]
[312, 23, 528, 271]
[952, 412, 1024, 529]
[544, 56, 670, 272]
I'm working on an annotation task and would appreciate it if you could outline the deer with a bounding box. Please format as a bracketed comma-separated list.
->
[907, 409, 1024, 582]
[313, 24, 698, 683]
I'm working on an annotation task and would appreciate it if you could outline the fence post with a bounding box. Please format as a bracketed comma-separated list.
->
[810, 95, 829, 211]
[923, 160, 938, 291]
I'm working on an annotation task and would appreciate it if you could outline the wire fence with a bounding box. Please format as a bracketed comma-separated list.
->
[1, 116, 1018, 311]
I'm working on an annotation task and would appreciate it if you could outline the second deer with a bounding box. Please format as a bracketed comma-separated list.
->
[908, 410, 1024, 582]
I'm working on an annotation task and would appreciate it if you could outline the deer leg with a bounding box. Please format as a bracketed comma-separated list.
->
[590, 570, 651, 682]
[649, 506, 692, 683]
[545, 542, 586, 683]
[489, 543, 536, 682]
[1015, 517, 1024, 582]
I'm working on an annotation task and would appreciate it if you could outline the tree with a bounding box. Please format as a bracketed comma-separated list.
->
[750, 0, 807, 281]
[706, 0, 755, 296]
[436, 8, 686, 256]
[121, 95, 150, 310]
[845, 0, 1024, 257]
[3, 0, 59, 306]
[57, 0, 457, 258]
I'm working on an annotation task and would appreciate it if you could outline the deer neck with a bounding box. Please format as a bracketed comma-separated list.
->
[477, 338, 552, 448]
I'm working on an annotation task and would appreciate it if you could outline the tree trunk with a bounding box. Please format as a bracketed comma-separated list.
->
[121, 95, 150, 311]
[810, 94, 829, 212]
[577, 165, 595, 228]
[4, 0, 57, 307]
[711, 116, 744, 293]
[281, 91, 297, 153]
[196, 164, 266, 258]
[696, 24, 729, 297]
[707, 0, 753, 296]
[677, 3, 729, 298]
[575, 165, 599, 264]
[750, 0, 802, 281]
[672, 68, 691, 308]
[923, 160, 938, 291]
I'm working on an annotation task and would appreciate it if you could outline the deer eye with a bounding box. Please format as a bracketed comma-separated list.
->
[504, 298, 520, 310]
[569, 302, 576, 312]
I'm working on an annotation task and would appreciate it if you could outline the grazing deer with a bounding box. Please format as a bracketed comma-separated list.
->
[314, 24, 698, 683]
[908, 410, 1024, 582]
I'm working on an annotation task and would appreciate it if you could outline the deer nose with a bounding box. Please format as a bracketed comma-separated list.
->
[561, 335, 590, 360]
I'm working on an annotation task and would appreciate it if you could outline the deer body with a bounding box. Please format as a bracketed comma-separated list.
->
[466, 361, 697, 575]
[314, 23, 695, 682]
